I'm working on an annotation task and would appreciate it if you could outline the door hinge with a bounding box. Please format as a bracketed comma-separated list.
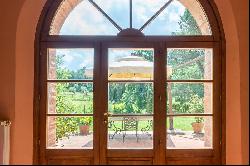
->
[38, 94, 41, 101]
[159, 95, 162, 101]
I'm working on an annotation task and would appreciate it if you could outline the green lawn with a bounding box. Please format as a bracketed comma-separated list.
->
[107, 117, 195, 132]
[58, 92, 93, 114]
[167, 117, 195, 131]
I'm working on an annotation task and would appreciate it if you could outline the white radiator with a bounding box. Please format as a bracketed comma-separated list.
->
[0, 121, 11, 165]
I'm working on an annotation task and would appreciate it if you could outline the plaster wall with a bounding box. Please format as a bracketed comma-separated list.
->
[0, 0, 248, 164]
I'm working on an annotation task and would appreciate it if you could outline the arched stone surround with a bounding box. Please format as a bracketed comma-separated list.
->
[49, 0, 212, 35]
[50, 0, 82, 35]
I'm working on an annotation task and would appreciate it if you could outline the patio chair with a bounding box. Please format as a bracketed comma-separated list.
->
[141, 120, 153, 140]
[122, 117, 139, 143]
[108, 120, 123, 140]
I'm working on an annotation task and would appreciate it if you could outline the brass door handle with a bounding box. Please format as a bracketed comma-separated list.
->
[103, 112, 112, 124]
[104, 112, 112, 117]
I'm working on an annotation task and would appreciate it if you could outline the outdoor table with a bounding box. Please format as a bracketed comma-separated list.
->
[108, 115, 153, 141]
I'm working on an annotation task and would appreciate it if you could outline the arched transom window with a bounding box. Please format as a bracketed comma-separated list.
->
[50, 0, 212, 36]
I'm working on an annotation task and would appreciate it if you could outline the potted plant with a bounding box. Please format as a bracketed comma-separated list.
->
[191, 117, 204, 133]
[78, 117, 92, 135]
[189, 95, 204, 133]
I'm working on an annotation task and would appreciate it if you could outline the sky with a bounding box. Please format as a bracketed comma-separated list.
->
[59, 0, 186, 35]
[55, 0, 186, 71]
[53, 48, 153, 71]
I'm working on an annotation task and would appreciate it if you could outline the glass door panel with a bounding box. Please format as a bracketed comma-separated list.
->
[107, 48, 154, 150]
[46, 48, 95, 150]
[166, 48, 214, 150]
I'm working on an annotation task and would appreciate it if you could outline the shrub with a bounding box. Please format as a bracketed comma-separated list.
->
[189, 94, 204, 123]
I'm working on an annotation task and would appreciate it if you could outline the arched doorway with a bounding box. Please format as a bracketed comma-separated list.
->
[35, 0, 225, 164]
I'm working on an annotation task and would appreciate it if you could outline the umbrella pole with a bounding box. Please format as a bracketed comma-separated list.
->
[167, 83, 174, 130]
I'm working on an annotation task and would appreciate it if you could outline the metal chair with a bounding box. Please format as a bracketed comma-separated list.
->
[122, 117, 139, 143]
[141, 120, 153, 140]
[108, 120, 123, 140]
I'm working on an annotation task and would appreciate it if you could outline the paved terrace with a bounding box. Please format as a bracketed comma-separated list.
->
[49, 130, 210, 149]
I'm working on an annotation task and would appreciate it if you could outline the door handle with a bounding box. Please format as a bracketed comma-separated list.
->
[103, 112, 112, 124]
[104, 112, 112, 117]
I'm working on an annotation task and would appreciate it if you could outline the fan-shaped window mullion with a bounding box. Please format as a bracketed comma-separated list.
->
[88, 0, 122, 31]
[139, 0, 173, 31]
[93, 0, 130, 30]
[49, 0, 213, 36]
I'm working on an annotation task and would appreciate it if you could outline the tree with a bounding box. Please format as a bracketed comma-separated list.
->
[169, 9, 205, 98]
[56, 54, 72, 79]
[131, 50, 153, 62]
[54, 55, 81, 140]
[109, 83, 153, 114]
[172, 9, 202, 36]
[108, 50, 154, 115]
[167, 9, 204, 130]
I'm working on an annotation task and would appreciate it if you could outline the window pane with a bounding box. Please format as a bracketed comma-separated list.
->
[94, 0, 129, 29]
[51, 0, 119, 35]
[108, 116, 153, 149]
[167, 83, 213, 114]
[48, 48, 94, 80]
[48, 83, 93, 114]
[166, 116, 212, 149]
[143, 0, 212, 35]
[132, 0, 167, 29]
[109, 83, 153, 115]
[108, 48, 154, 81]
[167, 48, 213, 80]
[47, 116, 93, 149]
[108, 82, 154, 149]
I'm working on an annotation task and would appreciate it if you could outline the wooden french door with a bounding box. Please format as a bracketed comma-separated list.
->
[39, 39, 221, 165]
[98, 42, 166, 165]
[164, 42, 221, 164]
[39, 42, 100, 165]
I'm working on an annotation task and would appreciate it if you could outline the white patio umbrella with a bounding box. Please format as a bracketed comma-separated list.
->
[85, 55, 172, 80]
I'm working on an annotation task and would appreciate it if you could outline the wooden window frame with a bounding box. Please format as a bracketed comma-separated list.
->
[34, 0, 226, 165]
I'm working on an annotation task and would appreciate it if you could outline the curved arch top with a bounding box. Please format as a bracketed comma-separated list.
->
[47, 0, 214, 36]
